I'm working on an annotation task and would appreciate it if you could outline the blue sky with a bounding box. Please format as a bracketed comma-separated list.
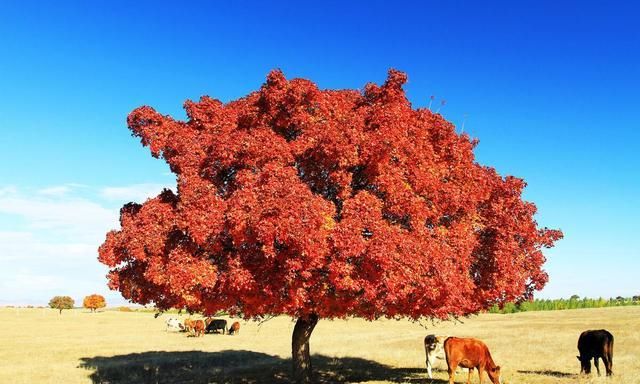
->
[1, 1, 638, 305]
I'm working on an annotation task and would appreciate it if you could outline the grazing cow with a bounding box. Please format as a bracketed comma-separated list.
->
[228, 321, 240, 335]
[193, 319, 205, 337]
[444, 337, 501, 384]
[165, 317, 183, 332]
[425, 334, 447, 378]
[205, 318, 228, 334]
[577, 329, 614, 376]
[183, 318, 195, 334]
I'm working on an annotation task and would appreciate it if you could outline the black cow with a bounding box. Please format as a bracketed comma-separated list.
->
[577, 329, 614, 376]
[205, 318, 228, 334]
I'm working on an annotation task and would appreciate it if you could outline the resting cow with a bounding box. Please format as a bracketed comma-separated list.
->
[228, 321, 240, 335]
[577, 329, 614, 376]
[205, 318, 228, 334]
[165, 317, 183, 332]
[444, 337, 501, 384]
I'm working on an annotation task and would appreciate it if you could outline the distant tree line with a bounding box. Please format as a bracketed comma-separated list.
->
[488, 295, 640, 314]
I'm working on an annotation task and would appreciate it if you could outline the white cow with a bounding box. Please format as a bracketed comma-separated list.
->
[165, 317, 184, 332]
[425, 334, 447, 378]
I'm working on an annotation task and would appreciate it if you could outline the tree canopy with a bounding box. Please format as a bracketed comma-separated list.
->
[49, 296, 74, 314]
[99, 69, 561, 320]
[83, 294, 106, 312]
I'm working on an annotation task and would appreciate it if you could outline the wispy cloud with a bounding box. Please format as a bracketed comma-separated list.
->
[0, 186, 18, 197]
[0, 183, 171, 305]
[100, 183, 170, 203]
[37, 185, 72, 197]
[0, 231, 95, 262]
[0, 190, 116, 241]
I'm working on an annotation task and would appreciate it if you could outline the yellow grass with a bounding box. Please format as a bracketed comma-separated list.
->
[1, 306, 639, 383]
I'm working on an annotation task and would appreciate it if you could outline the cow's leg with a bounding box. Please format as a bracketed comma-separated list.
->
[602, 354, 612, 376]
[426, 354, 434, 379]
[477, 367, 485, 384]
[466, 367, 473, 384]
[448, 362, 458, 384]
[594, 357, 601, 376]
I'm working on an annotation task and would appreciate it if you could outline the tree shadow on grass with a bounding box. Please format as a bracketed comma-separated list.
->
[78, 350, 445, 384]
[517, 369, 577, 378]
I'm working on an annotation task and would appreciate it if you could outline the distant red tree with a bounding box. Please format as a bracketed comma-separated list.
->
[83, 294, 106, 312]
[99, 69, 562, 382]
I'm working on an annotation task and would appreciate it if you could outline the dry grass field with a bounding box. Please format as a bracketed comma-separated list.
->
[0, 306, 638, 384]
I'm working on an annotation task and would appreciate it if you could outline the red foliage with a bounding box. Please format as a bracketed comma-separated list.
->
[83, 294, 106, 311]
[99, 70, 562, 320]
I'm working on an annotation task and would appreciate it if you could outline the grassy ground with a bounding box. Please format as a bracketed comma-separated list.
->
[0, 306, 638, 383]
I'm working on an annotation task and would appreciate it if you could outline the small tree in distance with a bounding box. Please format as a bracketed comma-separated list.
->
[49, 296, 74, 314]
[83, 294, 106, 312]
[99, 69, 562, 383]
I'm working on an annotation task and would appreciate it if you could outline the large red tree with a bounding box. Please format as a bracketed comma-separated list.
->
[99, 70, 561, 383]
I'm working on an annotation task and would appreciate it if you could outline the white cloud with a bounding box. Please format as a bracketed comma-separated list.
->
[0, 268, 118, 306]
[0, 186, 17, 197]
[0, 192, 117, 242]
[0, 183, 172, 306]
[100, 183, 170, 203]
[37, 185, 72, 196]
[0, 231, 95, 262]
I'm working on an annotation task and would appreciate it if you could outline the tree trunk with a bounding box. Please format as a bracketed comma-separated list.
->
[292, 314, 319, 384]
[59, 308, 62, 314]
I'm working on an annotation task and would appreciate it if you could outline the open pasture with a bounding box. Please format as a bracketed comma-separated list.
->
[1, 306, 638, 383]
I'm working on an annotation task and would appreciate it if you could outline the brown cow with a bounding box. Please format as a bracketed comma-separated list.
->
[183, 318, 194, 334]
[444, 337, 501, 384]
[228, 321, 240, 335]
[183, 318, 205, 337]
[193, 319, 205, 337]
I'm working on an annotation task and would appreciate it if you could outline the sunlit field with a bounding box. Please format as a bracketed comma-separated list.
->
[1, 306, 638, 383]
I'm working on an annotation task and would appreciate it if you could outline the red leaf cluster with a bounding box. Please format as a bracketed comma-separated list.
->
[99, 70, 562, 320]
[83, 294, 106, 310]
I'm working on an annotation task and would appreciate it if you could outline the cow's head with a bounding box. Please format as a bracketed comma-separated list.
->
[488, 365, 501, 384]
[425, 335, 446, 351]
[577, 355, 591, 374]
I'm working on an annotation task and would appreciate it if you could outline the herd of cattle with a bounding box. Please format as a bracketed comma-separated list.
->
[164, 317, 241, 337]
[162, 316, 614, 382]
[424, 329, 614, 383]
